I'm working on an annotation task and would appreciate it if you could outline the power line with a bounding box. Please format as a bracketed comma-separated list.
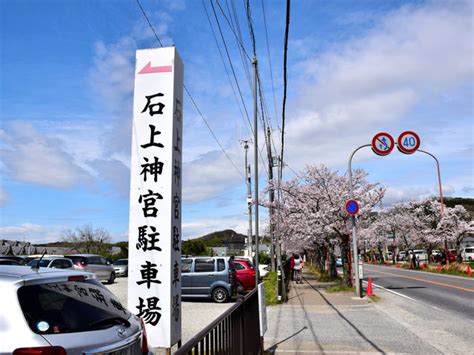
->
[209, 0, 254, 135]
[227, 0, 253, 91]
[135, 0, 244, 179]
[261, 0, 280, 130]
[136, 0, 164, 47]
[210, 0, 269, 179]
[202, 0, 252, 138]
[214, 0, 252, 62]
[279, 0, 291, 182]
[184, 86, 244, 178]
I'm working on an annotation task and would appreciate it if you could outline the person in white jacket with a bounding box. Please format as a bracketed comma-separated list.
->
[293, 254, 303, 283]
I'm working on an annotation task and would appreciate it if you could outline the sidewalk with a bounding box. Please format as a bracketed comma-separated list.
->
[263, 271, 471, 354]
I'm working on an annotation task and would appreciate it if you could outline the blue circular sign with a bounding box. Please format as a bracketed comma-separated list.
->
[346, 200, 359, 215]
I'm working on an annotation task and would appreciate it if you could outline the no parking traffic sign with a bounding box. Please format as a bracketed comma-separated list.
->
[397, 131, 420, 154]
[371, 132, 395, 156]
[346, 199, 359, 216]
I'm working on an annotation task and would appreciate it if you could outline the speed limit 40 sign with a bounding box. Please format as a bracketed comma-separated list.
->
[397, 131, 420, 154]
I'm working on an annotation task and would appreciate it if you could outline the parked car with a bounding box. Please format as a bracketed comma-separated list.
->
[397, 251, 407, 261]
[0, 259, 23, 265]
[181, 256, 236, 303]
[113, 259, 128, 277]
[27, 257, 74, 270]
[65, 254, 115, 284]
[447, 249, 458, 262]
[0, 256, 28, 265]
[413, 249, 428, 262]
[233, 255, 269, 278]
[259, 264, 270, 278]
[461, 247, 474, 262]
[234, 258, 256, 293]
[0, 265, 148, 354]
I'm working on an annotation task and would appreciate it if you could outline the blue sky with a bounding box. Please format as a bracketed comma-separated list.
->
[1, 0, 472, 243]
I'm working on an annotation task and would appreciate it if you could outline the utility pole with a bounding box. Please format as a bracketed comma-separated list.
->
[253, 57, 259, 287]
[242, 140, 253, 257]
[266, 127, 276, 272]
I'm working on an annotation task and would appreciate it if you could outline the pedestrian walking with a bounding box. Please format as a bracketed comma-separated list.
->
[294, 254, 303, 283]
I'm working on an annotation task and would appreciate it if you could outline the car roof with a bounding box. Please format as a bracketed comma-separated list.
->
[30, 257, 69, 261]
[66, 254, 101, 257]
[0, 265, 94, 285]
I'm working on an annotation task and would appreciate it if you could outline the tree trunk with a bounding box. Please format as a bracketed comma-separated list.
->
[318, 244, 327, 274]
[327, 244, 337, 279]
[341, 235, 351, 287]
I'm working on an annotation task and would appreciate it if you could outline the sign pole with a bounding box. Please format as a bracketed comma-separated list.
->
[348, 144, 370, 298]
[128, 47, 183, 351]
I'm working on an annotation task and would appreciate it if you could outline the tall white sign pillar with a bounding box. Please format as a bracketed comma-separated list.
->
[128, 47, 183, 350]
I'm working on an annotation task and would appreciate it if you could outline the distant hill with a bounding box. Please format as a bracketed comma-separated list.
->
[195, 229, 247, 247]
[191, 229, 271, 247]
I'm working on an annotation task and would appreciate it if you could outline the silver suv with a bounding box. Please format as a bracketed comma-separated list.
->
[65, 254, 115, 284]
[0, 266, 147, 354]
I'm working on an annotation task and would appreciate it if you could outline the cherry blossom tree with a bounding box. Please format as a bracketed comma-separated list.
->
[359, 198, 473, 265]
[271, 164, 385, 286]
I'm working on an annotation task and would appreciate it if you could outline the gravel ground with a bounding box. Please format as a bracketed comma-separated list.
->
[105, 277, 233, 345]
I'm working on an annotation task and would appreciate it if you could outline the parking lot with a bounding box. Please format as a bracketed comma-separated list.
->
[106, 277, 234, 344]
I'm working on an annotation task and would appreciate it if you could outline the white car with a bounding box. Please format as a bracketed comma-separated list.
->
[259, 264, 270, 278]
[27, 257, 74, 270]
[0, 266, 148, 354]
[461, 247, 474, 262]
[413, 249, 428, 261]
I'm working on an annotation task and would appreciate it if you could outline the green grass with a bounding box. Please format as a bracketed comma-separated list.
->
[262, 271, 278, 305]
[368, 294, 381, 302]
[306, 264, 339, 282]
[326, 283, 355, 293]
[400, 261, 473, 277]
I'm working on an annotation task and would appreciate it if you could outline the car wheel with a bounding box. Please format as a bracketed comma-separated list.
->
[212, 287, 228, 303]
[236, 282, 244, 294]
[107, 272, 116, 284]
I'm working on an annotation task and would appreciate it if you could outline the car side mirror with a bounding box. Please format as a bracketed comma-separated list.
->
[107, 261, 111, 265]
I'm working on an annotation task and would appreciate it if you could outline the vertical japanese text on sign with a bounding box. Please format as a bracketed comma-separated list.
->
[128, 47, 183, 349]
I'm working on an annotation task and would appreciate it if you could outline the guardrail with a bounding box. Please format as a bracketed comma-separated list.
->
[175, 288, 261, 354]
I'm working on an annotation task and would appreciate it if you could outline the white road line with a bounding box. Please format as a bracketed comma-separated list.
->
[364, 264, 474, 281]
[363, 280, 448, 313]
[362, 280, 417, 303]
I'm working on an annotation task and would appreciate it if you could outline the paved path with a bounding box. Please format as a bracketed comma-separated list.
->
[264, 271, 472, 354]
[363, 264, 474, 319]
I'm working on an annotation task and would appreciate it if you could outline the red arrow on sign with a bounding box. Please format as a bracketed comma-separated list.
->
[138, 62, 172, 74]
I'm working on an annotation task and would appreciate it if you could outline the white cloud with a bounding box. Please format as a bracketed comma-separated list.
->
[0, 188, 9, 207]
[284, 0, 473, 171]
[0, 122, 93, 188]
[0, 223, 62, 244]
[183, 148, 243, 203]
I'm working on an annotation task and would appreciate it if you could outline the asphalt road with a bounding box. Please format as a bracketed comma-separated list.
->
[363, 264, 474, 320]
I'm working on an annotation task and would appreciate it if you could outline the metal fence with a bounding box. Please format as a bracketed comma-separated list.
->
[175, 288, 261, 355]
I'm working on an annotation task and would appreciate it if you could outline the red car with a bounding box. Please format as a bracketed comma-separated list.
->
[233, 258, 256, 293]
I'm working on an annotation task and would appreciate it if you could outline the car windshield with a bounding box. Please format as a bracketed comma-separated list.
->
[114, 260, 128, 265]
[28, 259, 51, 267]
[17, 279, 130, 334]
